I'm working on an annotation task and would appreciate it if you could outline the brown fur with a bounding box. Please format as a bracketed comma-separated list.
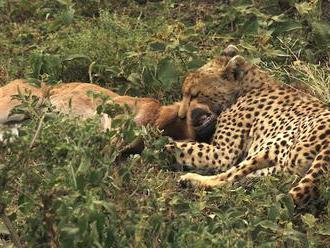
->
[0, 79, 214, 141]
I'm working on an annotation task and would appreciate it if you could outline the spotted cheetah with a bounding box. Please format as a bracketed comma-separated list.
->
[167, 45, 330, 205]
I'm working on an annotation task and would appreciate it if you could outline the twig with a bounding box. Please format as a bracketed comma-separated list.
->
[41, 194, 59, 248]
[29, 114, 45, 149]
[0, 203, 24, 248]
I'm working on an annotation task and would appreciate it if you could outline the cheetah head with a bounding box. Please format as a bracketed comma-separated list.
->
[178, 45, 254, 118]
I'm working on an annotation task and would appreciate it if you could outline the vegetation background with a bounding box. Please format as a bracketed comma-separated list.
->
[0, 0, 329, 247]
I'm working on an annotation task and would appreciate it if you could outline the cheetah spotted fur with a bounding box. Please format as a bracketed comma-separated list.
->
[167, 45, 330, 206]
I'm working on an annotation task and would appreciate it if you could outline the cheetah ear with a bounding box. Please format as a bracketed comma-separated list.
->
[221, 45, 239, 57]
[224, 55, 246, 81]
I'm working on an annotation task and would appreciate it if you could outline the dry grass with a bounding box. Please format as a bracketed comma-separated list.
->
[289, 61, 330, 103]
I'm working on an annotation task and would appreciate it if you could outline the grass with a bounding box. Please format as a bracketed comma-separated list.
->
[0, 0, 329, 247]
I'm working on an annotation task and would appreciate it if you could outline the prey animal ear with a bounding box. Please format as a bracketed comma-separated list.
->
[224, 55, 246, 81]
[221, 44, 239, 57]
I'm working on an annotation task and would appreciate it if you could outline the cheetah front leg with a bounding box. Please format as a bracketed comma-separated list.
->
[178, 151, 274, 188]
[166, 141, 240, 172]
[289, 149, 330, 205]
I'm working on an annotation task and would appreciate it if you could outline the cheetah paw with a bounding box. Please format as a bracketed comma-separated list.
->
[179, 173, 204, 188]
[178, 173, 225, 189]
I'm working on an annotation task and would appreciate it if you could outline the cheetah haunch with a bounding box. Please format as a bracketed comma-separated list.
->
[168, 45, 329, 205]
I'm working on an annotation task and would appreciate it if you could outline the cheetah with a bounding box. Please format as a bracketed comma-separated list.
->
[167, 45, 330, 205]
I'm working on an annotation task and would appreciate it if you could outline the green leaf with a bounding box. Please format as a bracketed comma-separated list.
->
[61, 7, 75, 26]
[277, 194, 294, 218]
[77, 157, 91, 175]
[311, 21, 330, 48]
[156, 57, 180, 88]
[268, 204, 280, 221]
[273, 21, 302, 35]
[0, 223, 9, 235]
[257, 220, 278, 232]
[317, 225, 330, 236]
[301, 213, 317, 228]
[282, 222, 305, 241]
[186, 57, 205, 70]
[127, 73, 141, 85]
[179, 43, 198, 53]
[63, 54, 92, 63]
[56, 0, 73, 6]
[27, 78, 42, 88]
[152, 136, 168, 149]
[241, 16, 259, 34]
[61, 226, 80, 235]
[264, 48, 288, 57]
[295, 2, 313, 16]
[271, 14, 286, 23]
[149, 41, 166, 52]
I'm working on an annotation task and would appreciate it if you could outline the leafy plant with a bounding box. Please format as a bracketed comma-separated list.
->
[0, 93, 145, 247]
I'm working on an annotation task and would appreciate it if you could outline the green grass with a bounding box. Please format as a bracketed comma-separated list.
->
[0, 0, 329, 247]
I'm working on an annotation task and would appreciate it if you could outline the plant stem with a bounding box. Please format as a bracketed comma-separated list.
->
[0, 203, 24, 248]
[29, 114, 45, 149]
